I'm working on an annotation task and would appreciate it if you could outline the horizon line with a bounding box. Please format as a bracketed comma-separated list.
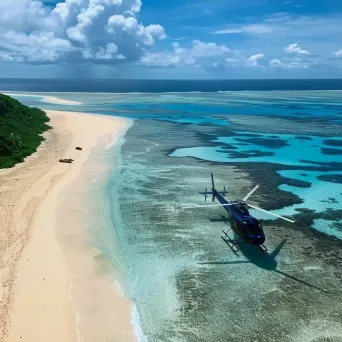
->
[1, 78, 342, 81]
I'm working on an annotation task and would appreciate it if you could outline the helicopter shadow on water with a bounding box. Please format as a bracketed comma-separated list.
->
[200, 215, 326, 293]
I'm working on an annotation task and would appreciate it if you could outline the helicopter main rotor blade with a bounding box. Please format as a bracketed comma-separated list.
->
[246, 203, 295, 223]
[242, 185, 260, 202]
[182, 203, 239, 209]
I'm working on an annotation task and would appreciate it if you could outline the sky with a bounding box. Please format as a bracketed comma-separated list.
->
[0, 0, 342, 79]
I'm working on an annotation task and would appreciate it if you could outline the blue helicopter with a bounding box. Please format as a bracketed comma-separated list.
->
[183, 173, 295, 253]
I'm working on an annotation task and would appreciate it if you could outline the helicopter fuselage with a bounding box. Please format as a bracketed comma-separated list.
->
[214, 190, 265, 245]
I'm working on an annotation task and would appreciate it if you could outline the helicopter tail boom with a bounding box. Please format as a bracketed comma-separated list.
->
[199, 173, 227, 201]
[198, 190, 227, 201]
[211, 172, 215, 191]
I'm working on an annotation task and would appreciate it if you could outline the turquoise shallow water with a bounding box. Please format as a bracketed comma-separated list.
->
[114, 117, 342, 341]
[8, 90, 342, 341]
[276, 170, 342, 213]
[171, 132, 342, 166]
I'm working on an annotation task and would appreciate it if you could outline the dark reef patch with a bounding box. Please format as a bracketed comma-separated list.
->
[217, 149, 275, 158]
[323, 139, 342, 147]
[295, 136, 312, 140]
[321, 147, 342, 155]
[317, 174, 342, 184]
[281, 178, 311, 188]
[198, 113, 342, 136]
[294, 209, 342, 228]
[321, 197, 338, 204]
[222, 162, 305, 210]
[234, 137, 288, 149]
[216, 144, 238, 151]
[235, 133, 262, 138]
[262, 208, 342, 251]
[299, 160, 342, 171]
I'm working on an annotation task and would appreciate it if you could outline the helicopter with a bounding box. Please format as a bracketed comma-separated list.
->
[183, 173, 295, 253]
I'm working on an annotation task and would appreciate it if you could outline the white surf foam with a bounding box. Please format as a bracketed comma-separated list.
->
[131, 304, 148, 342]
[104, 132, 119, 150]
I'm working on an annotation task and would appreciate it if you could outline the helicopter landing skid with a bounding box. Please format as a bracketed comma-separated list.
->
[221, 230, 240, 254]
[257, 244, 268, 252]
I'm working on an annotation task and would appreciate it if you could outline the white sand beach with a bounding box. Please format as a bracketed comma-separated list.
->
[0, 110, 135, 341]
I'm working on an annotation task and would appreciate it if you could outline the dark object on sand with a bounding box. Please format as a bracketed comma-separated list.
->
[59, 158, 74, 163]
[76, 147, 82, 151]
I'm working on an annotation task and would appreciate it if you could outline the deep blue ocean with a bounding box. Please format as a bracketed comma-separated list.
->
[1, 78, 342, 92]
[4, 82, 342, 342]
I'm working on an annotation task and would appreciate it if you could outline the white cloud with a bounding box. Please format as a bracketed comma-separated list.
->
[248, 53, 265, 66]
[0, 50, 24, 62]
[0, 30, 76, 62]
[141, 40, 234, 67]
[105, 15, 166, 59]
[264, 12, 292, 23]
[269, 57, 311, 69]
[83, 43, 127, 60]
[0, 0, 165, 63]
[188, 40, 231, 57]
[284, 43, 310, 55]
[334, 50, 342, 58]
[215, 13, 342, 44]
[214, 24, 272, 35]
[225, 53, 265, 68]
[0, 0, 53, 32]
[66, 3, 106, 43]
[214, 13, 342, 74]
[269, 59, 285, 67]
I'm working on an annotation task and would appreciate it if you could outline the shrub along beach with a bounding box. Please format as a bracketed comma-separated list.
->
[0, 94, 51, 169]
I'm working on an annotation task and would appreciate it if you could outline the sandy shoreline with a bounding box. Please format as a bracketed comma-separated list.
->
[0, 110, 135, 341]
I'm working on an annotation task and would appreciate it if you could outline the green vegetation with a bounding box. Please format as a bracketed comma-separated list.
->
[0, 94, 51, 169]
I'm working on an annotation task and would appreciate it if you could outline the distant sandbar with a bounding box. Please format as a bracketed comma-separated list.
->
[1, 92, 82, 105]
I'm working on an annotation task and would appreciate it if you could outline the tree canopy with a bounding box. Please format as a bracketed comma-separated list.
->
[0, 94, 50, 169]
